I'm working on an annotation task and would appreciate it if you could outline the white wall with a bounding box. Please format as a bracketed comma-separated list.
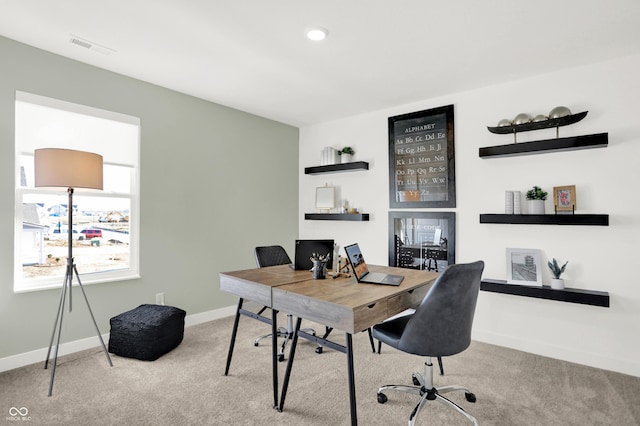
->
[299, 54, 640, 377]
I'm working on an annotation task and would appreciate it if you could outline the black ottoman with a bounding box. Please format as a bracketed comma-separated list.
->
[108, 304, 186, 361]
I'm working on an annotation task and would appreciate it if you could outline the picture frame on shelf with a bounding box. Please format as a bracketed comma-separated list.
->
[315, 186, 335, 211]
[388, 104, 456, 208]
[506, 248, 542, 286]
[553, 185, 576, 213]
[388, 211, 455, 271]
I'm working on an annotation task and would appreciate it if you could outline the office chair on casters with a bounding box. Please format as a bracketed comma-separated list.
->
[253, 245, 316, 362]
[373, 260, 484, 426]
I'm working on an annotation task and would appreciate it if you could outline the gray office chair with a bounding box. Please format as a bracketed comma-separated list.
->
[373, 260, 484, 426]
[253, 245, 315, 362]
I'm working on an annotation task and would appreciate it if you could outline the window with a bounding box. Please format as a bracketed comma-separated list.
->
[14, 91, 140, 292]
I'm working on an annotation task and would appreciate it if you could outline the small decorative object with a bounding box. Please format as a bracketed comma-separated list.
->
[504, 191, 514, 214]
[512, 113, 532, 125]
[506, 248, 542, 286]
[310, 252, 330, 279]
[339, 146, 355, 163]
[497, 118, 512, 127]
[548, 106, 572, 119]
[547, 258, 568, 290]
[526, 185, 547, 215]
[321, 147, 339, 165]
[553, 185, 576, 214]
[513, 191, 521, 214]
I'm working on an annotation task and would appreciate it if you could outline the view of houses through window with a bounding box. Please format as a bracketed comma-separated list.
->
[15, 92, 140, 292]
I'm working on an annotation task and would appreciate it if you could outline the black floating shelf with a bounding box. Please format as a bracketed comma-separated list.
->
[305, 213, 370, 221]
[487, 111, 588, 134]
[480, 279, 609, 308]
[304, 161, 369, 175]
[479, 133, 608, 158]
[479, 214, 609, 226]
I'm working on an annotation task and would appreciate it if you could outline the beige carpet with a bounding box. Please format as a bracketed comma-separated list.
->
[1, 311, 639, 425]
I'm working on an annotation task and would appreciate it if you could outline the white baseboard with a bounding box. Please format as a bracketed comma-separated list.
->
[472, 328, 640, 378]
[0, 305, 236, 373]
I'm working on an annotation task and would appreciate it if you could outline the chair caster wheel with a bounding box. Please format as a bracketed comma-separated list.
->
[254, 342, 259, 347]
[377, 393, 388, 404]
[278, 354, 285, 362]
[465, 392, 476, 403]
[412, 375, 421, 386]
[315, 347, 323, 354]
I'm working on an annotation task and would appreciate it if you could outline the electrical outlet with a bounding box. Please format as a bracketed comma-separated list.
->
[156, 292, 165, 305]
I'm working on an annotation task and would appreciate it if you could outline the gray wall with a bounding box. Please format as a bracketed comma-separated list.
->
[0, 36, 299, 358]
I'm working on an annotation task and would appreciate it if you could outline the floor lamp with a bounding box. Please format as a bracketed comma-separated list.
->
[34, 148, 113, 396]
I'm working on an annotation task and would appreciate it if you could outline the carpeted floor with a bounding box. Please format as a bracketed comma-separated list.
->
[1, 311, 639, 425]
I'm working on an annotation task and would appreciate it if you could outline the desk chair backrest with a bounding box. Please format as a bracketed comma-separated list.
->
[255, 245, 292, 268]
[399, 260, 484, 357]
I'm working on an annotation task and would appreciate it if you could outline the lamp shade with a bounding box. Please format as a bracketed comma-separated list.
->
[34, 148, 103, 190]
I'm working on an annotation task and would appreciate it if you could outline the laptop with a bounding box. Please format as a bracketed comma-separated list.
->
[344, 243, 404, 286]
[293, 239, 335, 270]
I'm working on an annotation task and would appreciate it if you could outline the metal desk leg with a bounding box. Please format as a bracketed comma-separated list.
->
[277, 317, 302, 413]
[346, 333, 357, 426]
[224, 298, 243, 376]
[271, 309, 279, 408]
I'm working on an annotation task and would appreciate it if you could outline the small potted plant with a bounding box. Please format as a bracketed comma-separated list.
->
[338, 146, 355, 163]
[526, 185, 547, 214]
[548, 258, 568, 289]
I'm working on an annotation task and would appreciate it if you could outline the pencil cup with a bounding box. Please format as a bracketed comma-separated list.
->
[311, 260, 328, 279]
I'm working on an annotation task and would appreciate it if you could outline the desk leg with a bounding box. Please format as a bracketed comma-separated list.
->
[346, 333, 357, 426]
[224, 298, 243, 376]
[277, 317, 302, 413]
[271, 309, 279, 408]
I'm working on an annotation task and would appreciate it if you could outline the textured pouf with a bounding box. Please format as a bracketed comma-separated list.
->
[108, 304, 186, 361]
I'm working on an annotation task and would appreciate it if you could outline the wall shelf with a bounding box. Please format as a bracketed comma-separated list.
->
[479, 214, 609, 226]
[304, 161, 369, 175]
[480, 279, 610, 307]
[479, 133, 608, 158]
[305, 213, 369, 221]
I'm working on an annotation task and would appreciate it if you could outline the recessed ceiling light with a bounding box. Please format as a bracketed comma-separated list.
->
[305, 27, 328, 41]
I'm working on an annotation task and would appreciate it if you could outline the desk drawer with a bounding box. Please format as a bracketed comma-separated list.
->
[353, 300, 388, 333]
[387, 284, 429, 316]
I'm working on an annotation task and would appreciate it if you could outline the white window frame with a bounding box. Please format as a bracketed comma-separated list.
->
[14, 91, 141, 292]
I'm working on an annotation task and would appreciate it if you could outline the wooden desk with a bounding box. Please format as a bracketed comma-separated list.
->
[220, 264, 437, 425]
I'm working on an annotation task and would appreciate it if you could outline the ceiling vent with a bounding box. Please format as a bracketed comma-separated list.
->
[69, 34, 115, 56]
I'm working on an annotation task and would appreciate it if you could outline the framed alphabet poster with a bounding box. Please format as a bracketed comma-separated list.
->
[389, 105, 456, 208]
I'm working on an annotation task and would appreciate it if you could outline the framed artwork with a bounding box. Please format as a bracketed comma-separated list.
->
[388, 211, 455, 272]
[315, 186, 335, 211]
[553, 185, 576, 213]
[506, 248, 542, 286]
[388, 105, 456, 208]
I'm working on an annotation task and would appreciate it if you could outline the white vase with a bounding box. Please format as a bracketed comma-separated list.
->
[550, 278, 565, 290]
[340, 153, 352, 163]
[527, 199, 545, 215]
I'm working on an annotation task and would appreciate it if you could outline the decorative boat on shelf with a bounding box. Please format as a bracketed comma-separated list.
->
[487, 111, 588, 135]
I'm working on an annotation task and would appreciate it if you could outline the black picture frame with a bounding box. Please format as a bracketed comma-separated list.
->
[388, 105, 455, 208]
[388, 211, 456, 271]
